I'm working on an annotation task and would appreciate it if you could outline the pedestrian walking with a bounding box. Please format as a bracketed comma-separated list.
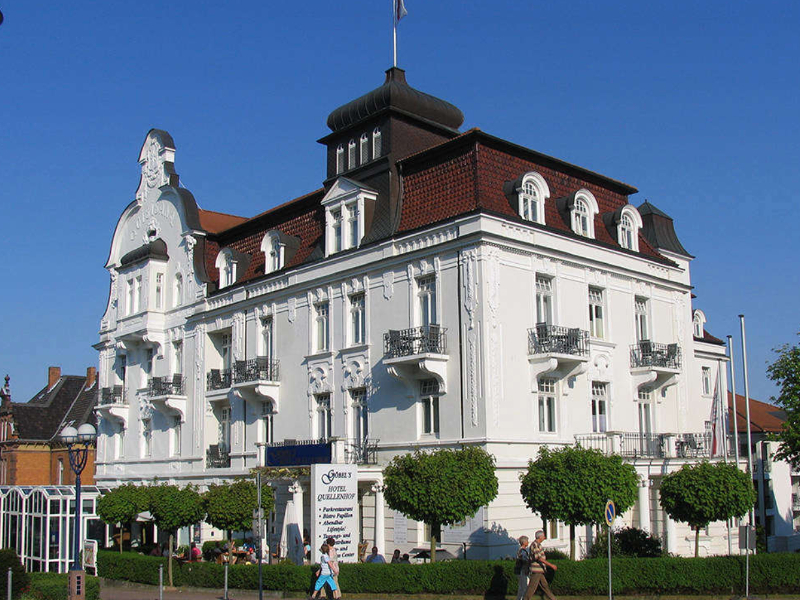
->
[522, 530, 557, 600]
[514, 535, 531, 600]
[326, 537, 342, 599]
[310, 543, 339, 600]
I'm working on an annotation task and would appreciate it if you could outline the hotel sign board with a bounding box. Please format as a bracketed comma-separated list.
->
[310, 463, 359, 562]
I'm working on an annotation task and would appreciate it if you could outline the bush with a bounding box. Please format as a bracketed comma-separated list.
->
[0, 549, 29, 600]
[25, 573, 99, 600]
[96, 550, 800, 596]
[543, 548, 570, 560]
[587, 527, 662, 558]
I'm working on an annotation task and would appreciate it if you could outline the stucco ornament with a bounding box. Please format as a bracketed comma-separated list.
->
[138, 397, 154, 421]
[144, 138, 161, 188]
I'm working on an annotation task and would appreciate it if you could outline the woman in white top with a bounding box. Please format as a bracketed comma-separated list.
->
[326, 537, 342, 599]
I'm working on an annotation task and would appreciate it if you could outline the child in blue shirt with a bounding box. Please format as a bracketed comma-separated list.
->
[310, 543, 338, 599]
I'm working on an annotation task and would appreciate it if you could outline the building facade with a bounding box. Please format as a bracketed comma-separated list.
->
[95, 67, 736, 558]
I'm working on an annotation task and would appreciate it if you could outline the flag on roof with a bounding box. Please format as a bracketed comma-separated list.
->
[395, 0, 408, 23]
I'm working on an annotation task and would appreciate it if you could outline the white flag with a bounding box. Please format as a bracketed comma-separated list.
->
[395, 0, 408, 23]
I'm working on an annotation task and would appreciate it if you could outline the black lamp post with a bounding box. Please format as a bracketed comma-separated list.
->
[59, 423, 97, 598]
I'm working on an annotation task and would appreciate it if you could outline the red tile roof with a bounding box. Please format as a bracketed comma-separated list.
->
[695, 328, 726, 346]
[728, 392, 786, 434]
[198, 209, 248, 234]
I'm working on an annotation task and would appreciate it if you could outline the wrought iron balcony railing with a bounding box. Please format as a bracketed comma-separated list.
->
[384, 325, 447, 358]
[344, 439, 380, 465]
[528, 324, 589, 356]
[147, 375, 185, 397]
[620, 432, 664, 458]
[630, 341, 681, 370]
[99, 386, 126, 405]
[206, 369, 232, 391]
[206, 444, 231, 469]
[233, 358, 280, 384]
[675, 432, 712, 458]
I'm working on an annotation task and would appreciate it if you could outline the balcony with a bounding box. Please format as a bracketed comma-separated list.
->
[146, 376, 187, 421]
[207, 369, 232, 391]
[384, 326, 448, 394]
[629, 341, 681, 393]
[344, 438, 380, 465]
[575, 431, 732, 460]
[230, 358, 281, 410]
[528, 325, 590, 384]
[95, 386, 129, 428]
[206, 444, 231, 469]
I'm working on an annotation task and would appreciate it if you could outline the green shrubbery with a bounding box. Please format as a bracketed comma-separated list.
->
[0, 549, 29, 600]
[96, 549, 800, 595]
[587, 527, 663, 558]
[23, 573, 99, 600]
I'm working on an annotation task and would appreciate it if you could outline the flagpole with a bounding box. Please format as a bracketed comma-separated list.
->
[392, 0, 397, 67]
[739, 315, 754, 597]
[727, 335, 741, 466]
[717, 358, 733, 556]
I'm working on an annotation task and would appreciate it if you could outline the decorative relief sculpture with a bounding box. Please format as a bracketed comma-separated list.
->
[288, 297, 296, 323]
[383, 271, 394, 300]
[461, 248, 478, 329]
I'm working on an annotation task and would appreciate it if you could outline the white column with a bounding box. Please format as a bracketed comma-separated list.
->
[290, 481, 305, 541]
[665, 514, 678, 554]
[372, 483, 386, 555]
[638, 478, 651, 532]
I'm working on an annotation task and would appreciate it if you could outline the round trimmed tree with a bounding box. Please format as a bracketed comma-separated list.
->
[659, 461, 755, 556]
[520, 445, 638, 559]
[96, 483, 150, 553]
[149, 484, 205, 586]
[203, 478, 274, 559]
[383, 446, 498, 562]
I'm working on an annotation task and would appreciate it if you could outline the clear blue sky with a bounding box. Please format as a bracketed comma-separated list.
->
[1, 1, 797, 406]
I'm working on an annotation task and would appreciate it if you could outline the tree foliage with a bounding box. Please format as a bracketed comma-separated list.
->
[659, 461, 755, 556]
[383, 446, 498, 562]
[767, 336, 800, 468]
[148, 484, 205, 586]
[203, 478, 274, 539]
[96, 484, 150, 553]
[519, 446, 638, 559]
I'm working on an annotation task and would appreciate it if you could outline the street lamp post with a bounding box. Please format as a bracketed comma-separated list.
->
[59, 423, 97, 600]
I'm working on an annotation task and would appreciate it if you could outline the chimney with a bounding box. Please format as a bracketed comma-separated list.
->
[48, 366, 61, 389]
[85, 367, 97, 389]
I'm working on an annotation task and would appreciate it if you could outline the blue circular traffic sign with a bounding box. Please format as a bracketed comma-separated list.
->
[604, 500, 616, 526]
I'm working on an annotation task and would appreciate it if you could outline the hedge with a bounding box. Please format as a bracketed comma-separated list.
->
[24, 573, 99, 600]
[96, 550, 800, 596]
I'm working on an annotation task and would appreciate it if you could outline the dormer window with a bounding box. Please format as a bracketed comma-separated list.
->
[615, 205, 643, 251]
[348, 139, 357, 169]
[336, 144, 345, 174]
[516, 172, 549, 225]
[619, 214, 634, 249]
[262, 232, 285, 274]
[216, 249, 237, 288]
[570, 189, 599, 238]
[322, 179, 378, 257]
[692, 309, 706, 339]
[360, 133, 369, 165]
[372, 127, 382, 158]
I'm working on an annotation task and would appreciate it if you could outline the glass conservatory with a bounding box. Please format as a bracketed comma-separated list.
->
[0, 486, 111, 573]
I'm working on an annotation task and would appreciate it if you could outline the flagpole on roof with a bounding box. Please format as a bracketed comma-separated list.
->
[739, 315, 755, 594]
[393, 0, 407, 68]
[727, 335, 741, 466]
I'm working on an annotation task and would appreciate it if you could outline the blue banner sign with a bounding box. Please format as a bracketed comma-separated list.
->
[265, 442, 332, 467]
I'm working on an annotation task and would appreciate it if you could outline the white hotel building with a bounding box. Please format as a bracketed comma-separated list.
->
[94, 67, 734, 558]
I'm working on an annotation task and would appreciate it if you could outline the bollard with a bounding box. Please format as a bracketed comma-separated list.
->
[158, 564, 163, 600]
[7, 567, 11, 600]
[224, 563, 229, 600]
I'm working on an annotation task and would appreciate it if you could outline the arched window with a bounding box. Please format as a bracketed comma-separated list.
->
[570, 190, 599, 238]
[360, 133, 369, 165]
[216, 249, 237, 288]
[619, 214, 634, 249]
[372, 127, 382, 158]
[348, 139, 357, 169]
[692, 310, 706, 338]
[574, 200, 590, 236]
[516, 172, 549, 225]
[261, 232, 285, 274]
[173, 273, 183, 307]
[336, 144, 345, 174]
[270, 237, 281, 272]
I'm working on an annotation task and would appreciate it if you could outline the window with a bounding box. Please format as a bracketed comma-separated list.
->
[173, 341, 183, 375]
[588, 288, 605, 339]
[173, 273, 183, 307]
[220, 252, 236, 287]
[155, 272, 164, 309]
[348, 204, 359, 249]
[348, 139, 356, 169]
[142, 348, 154, 388]
[693, 310, 706, 338]
[619, 214, 635, 250]
[316, 394, 332, 439]
[516, 172, 549, 224]
[270, 237, 281, 272]
[135, 276, 143, 311]
[591, 382, 608, 433]
[127, 279, 135, 315]
[350, 293, 366, 345]
[172, 417, 181, 456]
[221, 333, 232, 371]
[638, 400, 652, 435]
[372, 127, 382, 158]
[261, 402, 275, 444]
[634, 298, 649, 342]
[693, 318, 703, 338]
[57, 459, 64, 485]
[219, 407, 231, 451]
[360, 133, 369, 165]
[351, 388, 368, 443]
[331, 209, 343, 253]
[417, 275, 437, 328]
[570, 190, 599, 238]
[315, 302, 329, 352]
[537, 378, 557, 433]
[262, 316, 274, 361]
[702, 367, 712, 396]
[336, 144, 345, 174]
[119, 355, 127, 389]
[573, 199, 590, 236]
[142, 419, 152, 457]
[116, 425, 125, 459]
[420, 379, 440, 436]
[535, 276, 553, 326]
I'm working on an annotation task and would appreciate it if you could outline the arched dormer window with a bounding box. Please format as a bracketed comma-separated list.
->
[216, 249, 237, 288]
[516, 172, 549, 225]
[336, 144, 345, 174]
[692, 309, 706, 339]
[360, 133, 369, 165]
[617, 205, 643, 251]
[571, 189, 599, 238]
[372, 127, 382, 158]
[261, 232, 285, 274]
[348, 139, 357, 169]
